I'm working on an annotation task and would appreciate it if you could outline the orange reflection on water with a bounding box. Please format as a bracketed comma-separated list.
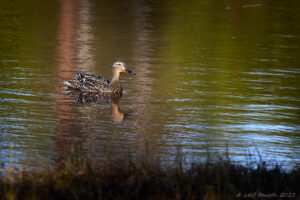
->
[55, 0, 95, 159]
[57, 0, 77, 81]
[55, 0, 78, 157]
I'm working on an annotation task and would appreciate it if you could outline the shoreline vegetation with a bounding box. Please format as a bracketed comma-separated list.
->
[0, 155, 299, 200]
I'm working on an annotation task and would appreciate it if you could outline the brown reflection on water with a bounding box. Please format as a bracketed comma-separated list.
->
[57, 0, 77, 81]
[55, 0, 96, 160]
[132, 2, 154, 96]
[76, 0, 94, 72]
[130, 2, 161, 161]
[55, 0, 78, 158]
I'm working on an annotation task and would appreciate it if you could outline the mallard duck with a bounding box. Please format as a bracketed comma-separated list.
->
[64, 61, 136, 95]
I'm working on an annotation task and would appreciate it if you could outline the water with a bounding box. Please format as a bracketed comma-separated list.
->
[0, 0, 299, 169]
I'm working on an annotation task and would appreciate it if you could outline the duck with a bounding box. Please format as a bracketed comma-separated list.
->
[64, 61, 136, 95]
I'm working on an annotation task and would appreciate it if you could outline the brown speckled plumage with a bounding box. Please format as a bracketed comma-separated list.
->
[64, 61, 135, 95]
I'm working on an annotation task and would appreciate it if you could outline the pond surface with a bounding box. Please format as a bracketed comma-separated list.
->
[0, 0, 300, 169]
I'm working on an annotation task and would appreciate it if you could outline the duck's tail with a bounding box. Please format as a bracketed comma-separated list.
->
[63, 81, 72, 86]
[63, 72, 84, 90]
[64, 79, 80, 90]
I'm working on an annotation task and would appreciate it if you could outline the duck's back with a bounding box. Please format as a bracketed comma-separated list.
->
[65, 72, 110, 93]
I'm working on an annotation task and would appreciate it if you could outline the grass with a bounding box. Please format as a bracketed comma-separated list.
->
[0, 154, 299, 200]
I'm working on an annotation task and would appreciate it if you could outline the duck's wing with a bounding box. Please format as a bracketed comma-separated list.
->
[77, 72, 110, 85]
[65, 72, 110, 92]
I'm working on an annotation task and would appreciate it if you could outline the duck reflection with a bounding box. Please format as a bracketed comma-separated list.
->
[67, 90, 131, 123]
[110, 99, 132, 123]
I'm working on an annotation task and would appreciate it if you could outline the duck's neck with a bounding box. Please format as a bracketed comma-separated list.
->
[110, 70, 123, 95]
[111, 70, 120, 83]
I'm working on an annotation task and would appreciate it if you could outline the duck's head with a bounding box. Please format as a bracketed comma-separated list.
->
[112, 61, 136, 75]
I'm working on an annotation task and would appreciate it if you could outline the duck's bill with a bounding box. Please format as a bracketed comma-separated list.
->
[125, 68, 136, 75]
